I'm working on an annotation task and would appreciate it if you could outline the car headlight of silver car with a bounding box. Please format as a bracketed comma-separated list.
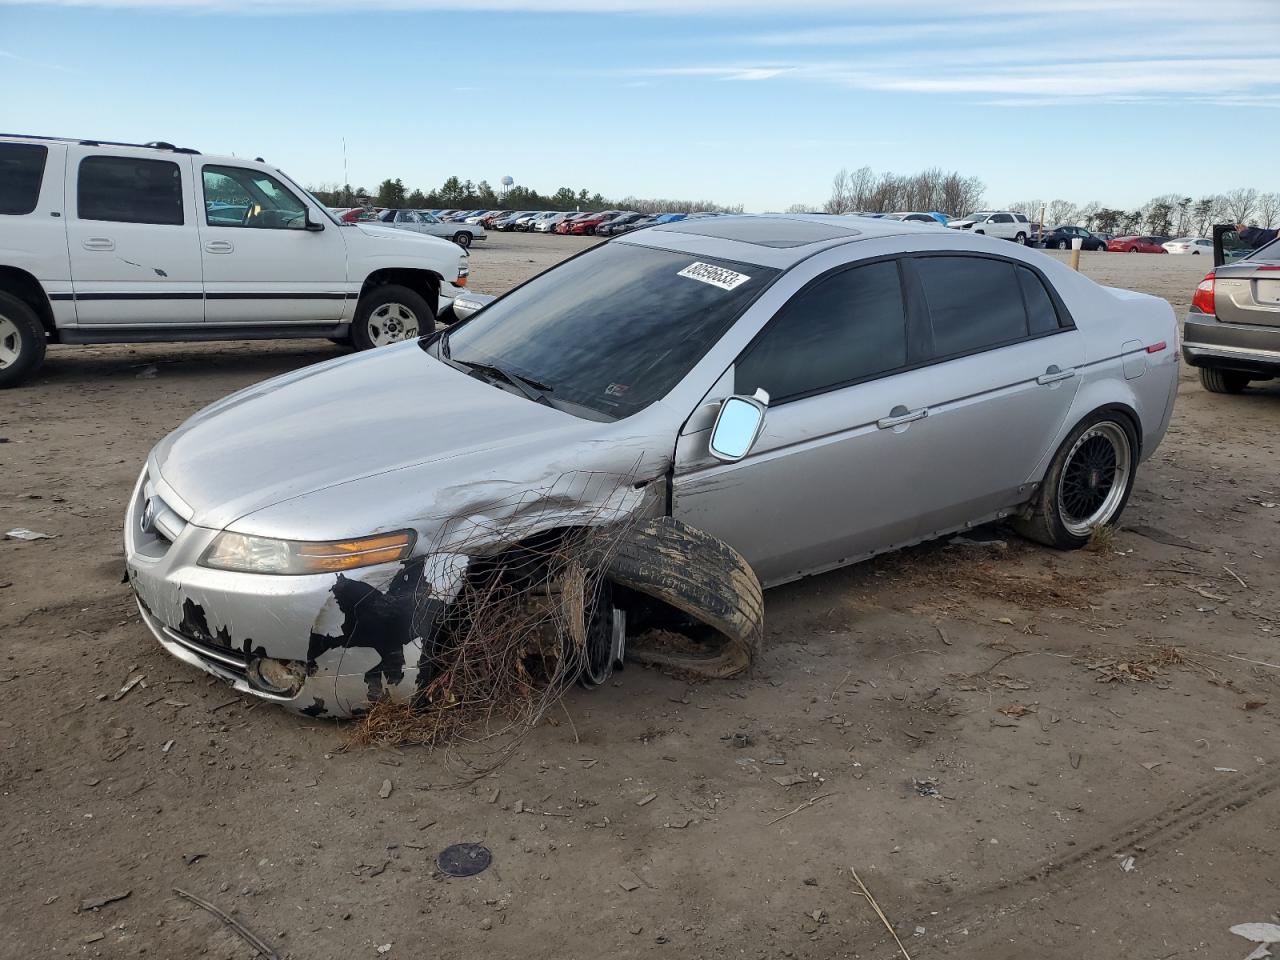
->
[200, 530, 416, 575]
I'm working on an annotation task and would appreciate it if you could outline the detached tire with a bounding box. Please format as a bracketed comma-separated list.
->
[1015, 412, 1138, 550]
[0, 291, 47, 389]
[606, 518, 763, 678]
[1199, 367, 1250, 394]
[351, 283, 435, 351]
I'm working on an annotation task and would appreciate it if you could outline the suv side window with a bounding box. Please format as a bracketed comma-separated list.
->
[202, 164, 308, 230]
[78, 155, 184, 226]
[735, 259, 907, 402]
[0, 143, 48, 216]
[914, 256, 1030, 357]
[992, 214, 1014, 223]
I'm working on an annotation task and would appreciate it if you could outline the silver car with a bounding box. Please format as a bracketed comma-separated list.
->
[125, 215, 1178, 717]
[375, 208, 485, 248]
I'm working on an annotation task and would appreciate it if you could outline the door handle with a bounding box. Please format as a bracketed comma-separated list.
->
[82, 237, 114, 251]
[877, 405, 928, 430]
[1036, 366, 1077, 385]
[205, 240, 234, 254]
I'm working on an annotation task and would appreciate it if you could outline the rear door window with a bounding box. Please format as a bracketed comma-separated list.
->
[735, 259, 908, 402]
[1017, 266, 1061, 335]
[0, 143, 48, 215]
[78, 155, 184, 225]
[914, 256, 1030, 357]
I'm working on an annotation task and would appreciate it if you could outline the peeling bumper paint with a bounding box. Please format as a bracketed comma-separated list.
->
[125, 469, 467, 718]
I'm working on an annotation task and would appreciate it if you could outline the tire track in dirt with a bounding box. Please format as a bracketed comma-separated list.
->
[943, 766, 1280, 934]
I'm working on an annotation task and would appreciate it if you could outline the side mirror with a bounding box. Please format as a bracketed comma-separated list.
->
[709, 390, 769, 463]
[305, 211, 325, 232]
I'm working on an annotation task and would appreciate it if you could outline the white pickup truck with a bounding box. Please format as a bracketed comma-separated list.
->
[0, 134, 469, 387]
[946, 210, 1033, 244]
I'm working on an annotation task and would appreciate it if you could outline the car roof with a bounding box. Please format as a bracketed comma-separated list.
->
[621, 213, 922, 268]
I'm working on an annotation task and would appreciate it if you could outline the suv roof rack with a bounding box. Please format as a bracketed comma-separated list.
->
[0, 133, 201, 155]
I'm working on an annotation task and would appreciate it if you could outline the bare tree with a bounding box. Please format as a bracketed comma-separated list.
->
[1046, 199, 1076, 227]
[1008, 199, 1043, 221]
[1223, 187, 1260, 224]
[1257, 192, 1280, 228]
[824, 168, 854, 215]
[1077, 201, 1101, 231]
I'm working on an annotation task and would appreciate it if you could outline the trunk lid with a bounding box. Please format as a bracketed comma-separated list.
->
[1214, 258, 1280, 327]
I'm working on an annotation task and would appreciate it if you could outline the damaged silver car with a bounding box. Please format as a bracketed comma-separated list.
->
[125, 215, 1179, 717]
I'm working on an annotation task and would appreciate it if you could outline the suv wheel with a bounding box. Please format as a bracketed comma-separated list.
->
[1015, 232, 1027, 244]
[0, 291, 47, 389]
[352, 284, 435, 351]
[452, 231, 472, 249]
[1199, 367, 1250, 394]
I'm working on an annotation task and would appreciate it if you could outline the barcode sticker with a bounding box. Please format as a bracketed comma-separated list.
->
[677, 262, 751, 291]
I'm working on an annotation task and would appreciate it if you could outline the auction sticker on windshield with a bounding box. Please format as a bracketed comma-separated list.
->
[677, 262, 752, 291]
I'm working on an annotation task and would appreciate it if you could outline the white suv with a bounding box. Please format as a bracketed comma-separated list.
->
[946, 210, 1032, 244]
[0, 135, 469, 387]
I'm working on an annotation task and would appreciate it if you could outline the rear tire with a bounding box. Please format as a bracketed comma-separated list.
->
[1014, 412, 1138, 550]
[452, 231, 472, 249]
[0, 291, 47, 389]
[1199, 367, 1250, 394]
[351, 283, 435, 351]
[1057, 239, 1069, 250]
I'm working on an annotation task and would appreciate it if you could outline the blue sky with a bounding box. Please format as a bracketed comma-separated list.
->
[2, 0, 1277, 211]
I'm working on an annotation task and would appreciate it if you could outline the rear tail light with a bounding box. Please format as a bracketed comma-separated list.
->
[1190, 272, 1215, 315]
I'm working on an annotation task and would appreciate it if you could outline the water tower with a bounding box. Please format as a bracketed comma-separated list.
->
[500, 175, 514, 199]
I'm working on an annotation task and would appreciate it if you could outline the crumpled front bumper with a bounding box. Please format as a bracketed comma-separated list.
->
[123, 468, 459, 719]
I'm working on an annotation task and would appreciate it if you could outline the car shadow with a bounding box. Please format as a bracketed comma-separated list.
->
[37, 340, 351, 387]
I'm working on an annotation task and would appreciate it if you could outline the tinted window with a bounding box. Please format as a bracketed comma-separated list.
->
[993, 214, 1013, 223]
[0, 143, 48, 216]
[1017, 267, 1060, 335]
[916, 256, 1028, 356]
[736, 260, 907, 401]
[202, 165, 307, 230]
[441, 244, 778, 419]
[79, 156, 184, 225]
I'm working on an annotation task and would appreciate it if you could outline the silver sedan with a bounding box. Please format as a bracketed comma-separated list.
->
[375, 208, 485, 248]
[125, 215, 1178, 717]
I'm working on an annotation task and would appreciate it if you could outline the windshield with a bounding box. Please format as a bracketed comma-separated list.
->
[274, 170, 340, 226]
[437, 243, 778, 419]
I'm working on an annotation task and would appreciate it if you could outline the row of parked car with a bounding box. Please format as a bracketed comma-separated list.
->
[457, 208, 725, 236]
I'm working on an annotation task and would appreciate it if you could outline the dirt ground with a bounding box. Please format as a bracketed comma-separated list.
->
[2, 234, 1277, 960]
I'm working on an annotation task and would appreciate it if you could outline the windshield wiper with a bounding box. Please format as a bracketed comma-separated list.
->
[451, 358, 554, 407]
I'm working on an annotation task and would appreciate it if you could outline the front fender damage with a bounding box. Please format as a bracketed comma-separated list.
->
[137, 467, 765, 719]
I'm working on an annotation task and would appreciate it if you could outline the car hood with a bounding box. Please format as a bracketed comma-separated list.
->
[354, 222, 456, 249]
[152, 342, 600, 533]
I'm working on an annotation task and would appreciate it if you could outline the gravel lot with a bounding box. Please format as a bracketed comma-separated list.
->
[2, 233, 1277, 959]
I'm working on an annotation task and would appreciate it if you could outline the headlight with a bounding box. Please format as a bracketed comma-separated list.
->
[200, 530, 415, 575]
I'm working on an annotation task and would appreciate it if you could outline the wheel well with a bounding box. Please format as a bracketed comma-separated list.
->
[1084, 403, 1142, 458]
[359, 269, 441, 316]
[0, 267, 57, 341]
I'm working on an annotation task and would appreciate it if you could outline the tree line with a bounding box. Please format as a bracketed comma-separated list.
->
[308, 176, 741, 215]
[814, 167, 1279, 234]
[1005, 190, 1280, 236]
[817, 166, 987, 218]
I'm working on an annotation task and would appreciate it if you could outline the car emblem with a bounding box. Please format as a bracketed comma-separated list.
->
[139, 497, 157, 535]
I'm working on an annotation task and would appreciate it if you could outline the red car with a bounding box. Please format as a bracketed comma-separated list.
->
[1106, 235, 1169, 253]
[554, 213, 590, 235]
[566, 210, 621, 236]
